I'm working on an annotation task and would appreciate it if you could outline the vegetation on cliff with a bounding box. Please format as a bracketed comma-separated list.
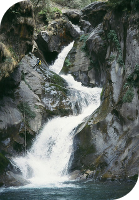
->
[0, 0, 139, 186]
[107, 0, 139, 10]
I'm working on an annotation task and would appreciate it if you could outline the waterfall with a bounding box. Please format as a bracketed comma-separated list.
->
[13, 42, 102, 187]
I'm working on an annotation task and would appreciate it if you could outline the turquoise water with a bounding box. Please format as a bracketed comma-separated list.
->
[0, 180, 136, 200]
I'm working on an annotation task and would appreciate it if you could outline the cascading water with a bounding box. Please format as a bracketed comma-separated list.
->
[13, 42, 102, 187]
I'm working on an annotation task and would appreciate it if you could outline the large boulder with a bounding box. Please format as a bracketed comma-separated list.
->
[36, 18, 81, 63]
[2, 171, 30, 187]
[63, 10, 81, 24]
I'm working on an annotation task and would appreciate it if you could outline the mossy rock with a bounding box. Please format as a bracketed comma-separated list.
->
[50, 72, 67, 87]
[0, 153, 10, 174]
[50, 83, 68, 96]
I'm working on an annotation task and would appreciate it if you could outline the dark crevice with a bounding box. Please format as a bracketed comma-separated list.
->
[123, 22, 128, 64]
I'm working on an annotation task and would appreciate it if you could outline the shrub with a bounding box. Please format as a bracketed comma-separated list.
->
[65, 58, 71, 67]
[80, 34, 89, 52]
[123, 87, 134, 103]
[107, 30, 124, 67]
[107, 0, 139, 11]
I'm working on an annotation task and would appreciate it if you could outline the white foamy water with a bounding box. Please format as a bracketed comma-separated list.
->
[13, 42, 101, 187]
[49, 41, 74, 74]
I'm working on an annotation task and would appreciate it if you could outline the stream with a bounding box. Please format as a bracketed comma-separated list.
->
[0, 42, 136, 200]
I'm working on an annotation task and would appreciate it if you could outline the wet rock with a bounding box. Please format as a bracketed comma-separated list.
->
[61, 23, 107, 87]
[3, 171, 30, 187]
[60, 39, 91, 86]
[36, 18, 80, 63]
[69, 170, 81, 180]
[70, 9, 139, 180]
[79, 19, 93, 33]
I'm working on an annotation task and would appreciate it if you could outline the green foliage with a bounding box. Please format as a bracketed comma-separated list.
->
[109, 54, 116, 62]
[51, 7, 62, 14]
[117, 55, 124, 66]
[80, 34, 89, 52]
[123, 87, 134, 103]
[107, 0, 139, 11]
[18, 102, 36, 121]
[123, 63, 139, 103]
[8, 46, 18, 61]
[108, 30, 124, 67]
[51, 73, 67, 87]
[127, 64, 139, 84]
[80, 34, 89, 42]
[65, 58, 71, 67]
[107, 30, 121, 50]
[0, 153, 9, 174]
[38, 9, 47, 15]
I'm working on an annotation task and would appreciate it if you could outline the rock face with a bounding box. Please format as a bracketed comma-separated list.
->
[0, 0, 139, 185]
[0, 51, 73, 185]
[36, 18, 81, 64]
[0, 1, 35, 82]
[63, 2, 139, 181]
[81, 2, 107, 28]
[61, 22, 107, 87]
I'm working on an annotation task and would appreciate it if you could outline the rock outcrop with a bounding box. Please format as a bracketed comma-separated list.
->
[36, 18, 81, 64]
[0, 1, 35, 82]
[62, 2, 139, 181]
[0, 1, 74, 186]
[0, 0, 139, 185]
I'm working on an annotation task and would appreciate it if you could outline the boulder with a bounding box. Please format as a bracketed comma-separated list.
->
[36, 18, 80, 63]
[3, 171, 30, 187]
[79, 19, 93, 33]
[63, 10, 81, 24]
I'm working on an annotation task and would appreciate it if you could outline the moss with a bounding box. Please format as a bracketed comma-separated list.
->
[0, 153, 10, 174]
[50, 83, 68, 96]
[51, 72, 67, 87]
[100, 87, 104, 101]
[77, 144, 96, 158]
[79, 34, 89, 52]
[21, 71, 32, 90]
[93, 84, 112, 124]
[65, 58, 71, 67]
[18, 102, 36, 119]
[123, 87, 134, 103]
[102, 172, 112, 179]
[45, 108, 71, 118]
[107, 30, 124, 67]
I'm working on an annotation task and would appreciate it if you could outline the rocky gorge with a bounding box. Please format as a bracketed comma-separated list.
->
[0, 0, 139, 187]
